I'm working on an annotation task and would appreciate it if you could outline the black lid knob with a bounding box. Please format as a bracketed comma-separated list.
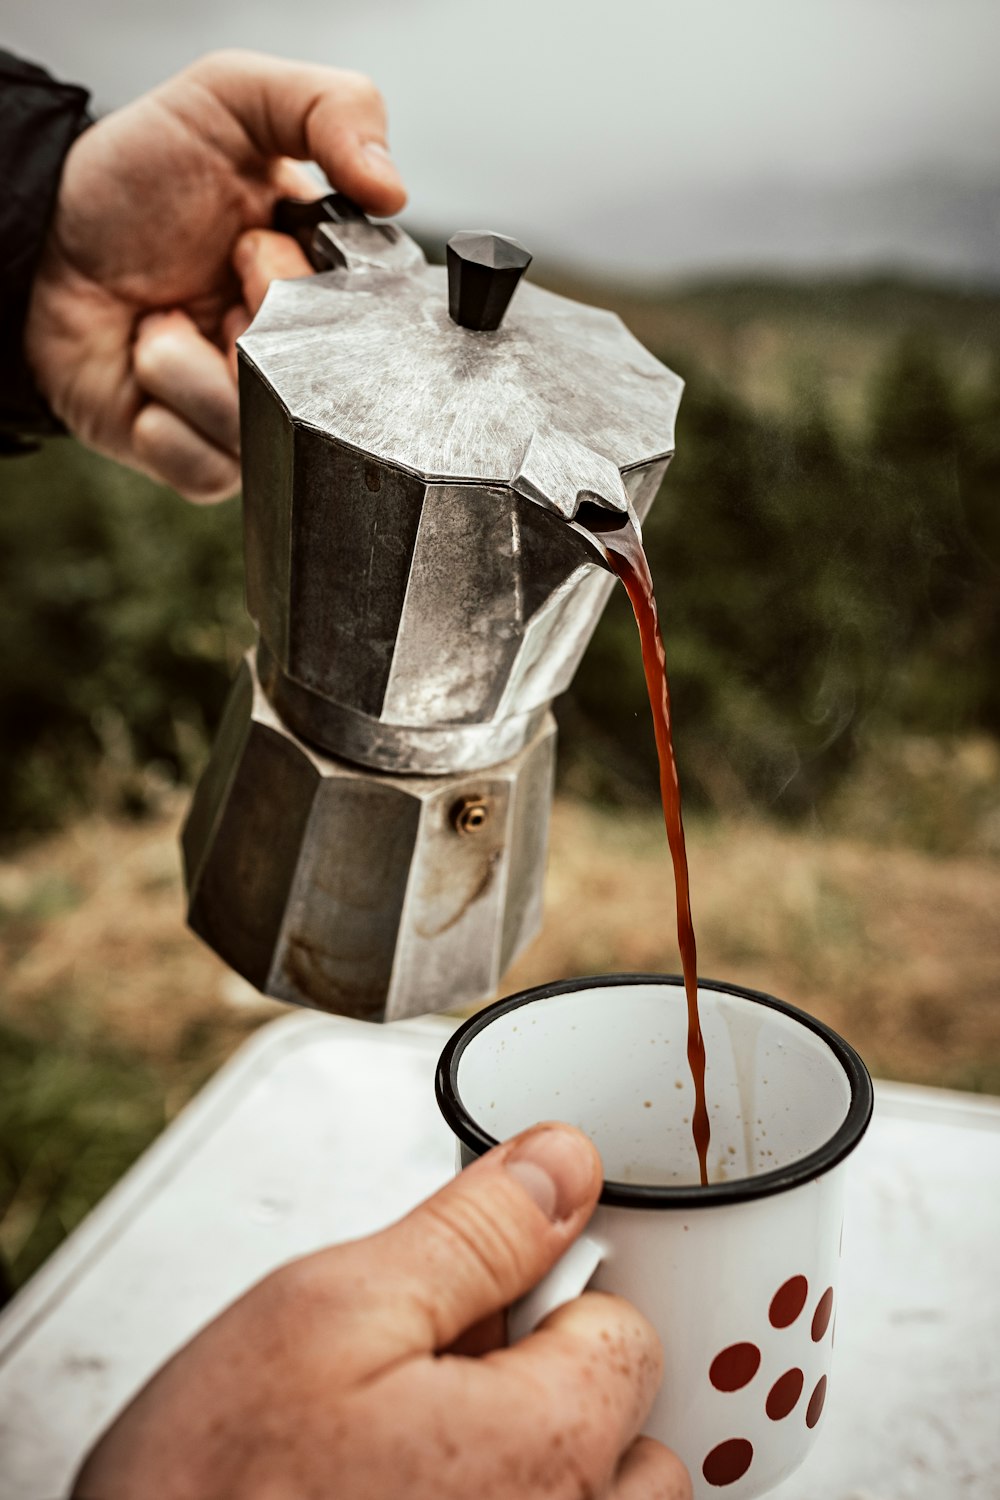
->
[446, 231, 532, 332]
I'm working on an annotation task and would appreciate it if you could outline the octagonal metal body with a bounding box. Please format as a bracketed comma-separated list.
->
[183, 654, 556, 1021]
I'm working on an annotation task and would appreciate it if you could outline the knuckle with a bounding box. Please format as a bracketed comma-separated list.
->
[131, 402, 164, 459]
[340, 68, 381, 106]
[181, 473, 238, 504]
[421, 1193, 530, 1300]
[633, 1438, 693, 1500]
[132, 335, 168, 388]
[132, 403, 237, 502]
[672, 1455, 695, 1500]
[661, 1454, 694, 1500]
[189, 47, 252, 80]
[186, 479, 238, 505]
[259, 1251, 340, 1317]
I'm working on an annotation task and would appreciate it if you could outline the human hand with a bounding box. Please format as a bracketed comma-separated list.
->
[24, 49, 405, 502]
[73, 1123, 690, 1499]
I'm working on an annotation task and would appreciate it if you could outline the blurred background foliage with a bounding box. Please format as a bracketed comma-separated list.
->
[561, 285, 1000, 837]
[2, 270, 998, 848]
[0, 440, 250, 839]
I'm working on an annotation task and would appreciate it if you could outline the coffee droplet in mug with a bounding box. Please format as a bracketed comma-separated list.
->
[769, 1274, 808, 1328]
[766, 1367, 804, 1420]
[709, 1342, 761, 1392]
[702, 1438, 753, 1487]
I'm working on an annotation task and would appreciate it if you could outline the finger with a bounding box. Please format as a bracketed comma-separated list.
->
[271, 155, 323, 199]
[350, 1124, 602, 1359]
[221, 303, 252, 380]
[133, 311, 240, 456]
[132, 401, 240, 503]
[232, 228, 313, 318]
[612, 1436, 692, 1500]
[191, 50, 406, 216]
[488, 1291, 664, 1484]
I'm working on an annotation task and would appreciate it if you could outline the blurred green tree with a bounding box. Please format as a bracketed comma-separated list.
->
[864, 335, 997, 736]
[956, 351, 1000, 733]
[564, 334, 998, 817]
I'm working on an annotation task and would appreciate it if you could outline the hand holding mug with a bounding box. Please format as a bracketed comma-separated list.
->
[73, 1123, 691, 1500]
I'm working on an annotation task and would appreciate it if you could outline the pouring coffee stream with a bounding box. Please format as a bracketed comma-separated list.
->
[578, 506, 710, 1186]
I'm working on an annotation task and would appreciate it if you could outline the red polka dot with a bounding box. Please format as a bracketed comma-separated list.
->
[709, 1342, 761, 1392]
[703, 1438, 754, 1487]
[811, 1287, 834, 1342]
[769, 1275, 808, 1328]
[766, 1367, 804, 1420]
[806, 1375, 828, 1429]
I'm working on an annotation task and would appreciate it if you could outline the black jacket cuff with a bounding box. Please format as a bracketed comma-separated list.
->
[0, 49, 91, 448]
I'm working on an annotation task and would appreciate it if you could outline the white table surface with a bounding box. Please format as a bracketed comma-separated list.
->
[0, 1010, 998, 1499]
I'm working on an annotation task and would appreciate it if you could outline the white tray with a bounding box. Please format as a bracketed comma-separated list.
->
[0, 1010, 997, 1499]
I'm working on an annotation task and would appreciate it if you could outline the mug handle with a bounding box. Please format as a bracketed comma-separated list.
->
[508, 1233, 610, 1343]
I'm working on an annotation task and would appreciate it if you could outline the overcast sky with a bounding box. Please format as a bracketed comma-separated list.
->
[8, 0, 1000, 279]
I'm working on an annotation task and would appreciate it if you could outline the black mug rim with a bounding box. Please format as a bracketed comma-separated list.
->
[435, 973, 874, 1209]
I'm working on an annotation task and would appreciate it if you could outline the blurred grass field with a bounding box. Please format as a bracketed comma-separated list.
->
[1, 267, 999, 1295]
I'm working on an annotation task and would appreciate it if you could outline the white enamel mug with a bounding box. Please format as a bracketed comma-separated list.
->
[435, 975, 873, 1499]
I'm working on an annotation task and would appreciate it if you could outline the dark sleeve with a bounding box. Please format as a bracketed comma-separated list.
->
[0, 50, 91, 451]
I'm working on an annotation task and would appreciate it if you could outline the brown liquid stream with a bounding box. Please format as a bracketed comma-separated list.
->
[596, 519, 711, 1186]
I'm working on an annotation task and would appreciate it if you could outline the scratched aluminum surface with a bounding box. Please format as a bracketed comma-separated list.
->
[239, 266, 682, 489]
[0, 1018, 996, 1500]
[183, 655, 557, 1019]
[236, 225, 680, 767]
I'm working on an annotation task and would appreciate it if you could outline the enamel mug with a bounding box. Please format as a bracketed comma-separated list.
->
[435, 975, 873, 1499]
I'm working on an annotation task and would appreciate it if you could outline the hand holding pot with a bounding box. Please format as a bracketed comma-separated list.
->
[24, 50, 405, 501]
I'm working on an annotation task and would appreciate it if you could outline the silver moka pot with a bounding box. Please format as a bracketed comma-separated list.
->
[183, 195, 683, 1021]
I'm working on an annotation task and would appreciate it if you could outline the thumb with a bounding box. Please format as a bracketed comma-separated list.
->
[366, 1123, 602, 1357]
[189, 49, 407, 216]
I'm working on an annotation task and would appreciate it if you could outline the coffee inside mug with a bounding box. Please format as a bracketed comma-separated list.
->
[444, 976, 865, 1197]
